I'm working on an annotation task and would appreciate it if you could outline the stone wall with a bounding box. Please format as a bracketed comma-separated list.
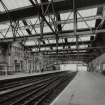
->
[88, 53, 105, 73]
[0, 42, 60, 75]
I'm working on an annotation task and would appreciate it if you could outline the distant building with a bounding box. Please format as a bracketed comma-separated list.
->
[0, 41, 44, 75]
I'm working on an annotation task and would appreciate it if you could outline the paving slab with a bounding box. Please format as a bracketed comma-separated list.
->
[51, 71, 105, 105]
[0, 71, 60, 80]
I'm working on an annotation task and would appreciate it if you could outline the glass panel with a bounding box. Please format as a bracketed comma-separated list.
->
[21, 30, 29, 36]
[52, 46, 63, 50]
[60, 12, 73, 20]
[72, 50, 87, 52]
[70, 46, 76, 49]
[49, 39, 56, 43]
[68, 36, 90, 43]
[32, 48, 38, 52]
[35, 27, 40, 34]
[19, 21, 25, 27]
[5, 32, 13, 38]
[27, 17, 39, 25]
[59, 38, 64, 43]
[61, 8, 97, 30]
[0, 23, 10, 30]
[58, 46, 63, 50]
[3, 0, 32, 10]
[43, 26, 52, 33]
[79, 45, 88, 48]
[25, 40, 35, 46]
[78, 8, 97, 17]
[17, 30, 24, 36]
[0, 34, 4, 38]
[62, 20, 95, 30]
[44, 40, 49, 44]
[62, 23, 73, 30]
[71, 45, 88, 49]
[45, 15, 56, 22]
[68, 38, 75, 42]
[79, 36, 90, 41]
[41, 47, 50, 51]
[53, 47, 57, 50]
[77, 20, 96, 29]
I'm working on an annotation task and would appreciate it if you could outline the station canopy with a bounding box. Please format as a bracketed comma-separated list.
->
[0, 0, 104, 62]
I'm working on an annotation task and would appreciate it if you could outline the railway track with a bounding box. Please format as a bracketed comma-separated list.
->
[0, 72, 59, 91]
[0, 71, 77, 105]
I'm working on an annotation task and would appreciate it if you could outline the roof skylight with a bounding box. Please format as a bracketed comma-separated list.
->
[2, 0, 32, 10]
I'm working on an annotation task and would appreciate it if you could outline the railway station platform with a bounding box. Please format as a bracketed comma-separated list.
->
[51, 71, 105, 105]
[0, 71, 60, 81]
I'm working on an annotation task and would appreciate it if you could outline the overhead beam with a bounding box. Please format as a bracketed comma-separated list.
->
[32, 46, 105, 53]
[1, 28, 105, 42]
[0, 0, 105, 23]
[26, 40, 90, 48]
[44, 52, 90, 56]
[45, 55, 94, 61]
[0, 15, 103, 33]
[22, 20, 33, 35]
[0, 1, 69, 23]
